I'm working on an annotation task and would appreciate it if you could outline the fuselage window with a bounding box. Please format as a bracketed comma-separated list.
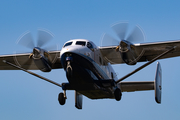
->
[63, 42, 73, 48]
[76, 41, 86, 46]
[87, 42, 94, 51]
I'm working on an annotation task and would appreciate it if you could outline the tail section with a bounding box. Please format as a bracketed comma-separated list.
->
[75, 91, 83, 109]
[154, 62, 162, 103]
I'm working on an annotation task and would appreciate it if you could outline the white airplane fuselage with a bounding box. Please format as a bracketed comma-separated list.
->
[60, 39, 119, 99]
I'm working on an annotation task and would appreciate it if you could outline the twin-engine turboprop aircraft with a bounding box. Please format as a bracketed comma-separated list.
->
[0, 23, 179, 109]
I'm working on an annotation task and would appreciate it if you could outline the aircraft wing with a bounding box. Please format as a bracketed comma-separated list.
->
[99, 40, 180, 64]
[0, 51, 62, 70]
[119, 81, 154, 92]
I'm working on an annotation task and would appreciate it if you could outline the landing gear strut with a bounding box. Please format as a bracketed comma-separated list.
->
[114, 88, 122, 101]
[58, 90, 67, 105]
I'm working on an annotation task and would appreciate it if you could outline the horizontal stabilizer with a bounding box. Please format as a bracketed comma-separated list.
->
[120, 81, 154, 92]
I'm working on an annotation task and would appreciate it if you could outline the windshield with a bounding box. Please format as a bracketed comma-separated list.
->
[63, 42, 73, 48]
[76, 41, 86, 46]
[87, 42, 93, 49]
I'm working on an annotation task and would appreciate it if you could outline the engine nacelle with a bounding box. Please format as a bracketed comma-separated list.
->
[118, 40, 139, 65]
[31, 47, 52, 72]
[33, 57, 52, 72]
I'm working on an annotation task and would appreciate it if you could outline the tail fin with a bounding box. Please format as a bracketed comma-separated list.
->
[75, 91, 83, 109]
[154, 62, 162, 104]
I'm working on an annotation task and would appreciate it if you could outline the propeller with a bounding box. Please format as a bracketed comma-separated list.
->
[17, 29, 54, 49]
[14, 29, 58, 69]
[101, 22, 145, 64]
[101, 22, 145, 46]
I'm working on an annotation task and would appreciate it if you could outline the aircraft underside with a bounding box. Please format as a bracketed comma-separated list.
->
[60, 52, 115, 99]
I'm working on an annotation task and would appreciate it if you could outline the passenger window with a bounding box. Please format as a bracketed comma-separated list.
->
[76, 41, 86, 46]
[87, 42, 94, 51]
[63, 42, 73, 48]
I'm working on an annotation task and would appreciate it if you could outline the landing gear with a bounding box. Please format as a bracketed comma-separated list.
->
[114, 88, 122, 101]
[58, 91, 66, 105]
[66, 61, 73, 78]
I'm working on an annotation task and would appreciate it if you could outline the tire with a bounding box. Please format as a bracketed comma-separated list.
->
[58, 93, 66, 105]
[114, 88, 122, 101]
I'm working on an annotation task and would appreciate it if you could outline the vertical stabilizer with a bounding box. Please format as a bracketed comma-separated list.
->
[75, 91, 83, 109]
[155, 62, 162, 104]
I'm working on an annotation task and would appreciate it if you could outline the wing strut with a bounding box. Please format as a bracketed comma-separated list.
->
[116, 46, 176, 83]
[3, 60, 62, 87]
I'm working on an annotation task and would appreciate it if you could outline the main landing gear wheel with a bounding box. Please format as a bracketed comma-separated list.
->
[114, 88, 122, 101]
[58, 92, 66, 105]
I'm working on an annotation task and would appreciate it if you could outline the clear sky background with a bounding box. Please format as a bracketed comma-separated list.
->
[0, 0, 180, 120]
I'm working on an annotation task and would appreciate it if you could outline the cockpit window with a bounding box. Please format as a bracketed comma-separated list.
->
[63, 42, 73, 48]
[87, 42, 94, 51]
[76, 41, 86, 46]
[87, 42, 93, 49]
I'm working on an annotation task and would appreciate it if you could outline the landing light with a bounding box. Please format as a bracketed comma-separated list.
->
[66, 56, 73, 61]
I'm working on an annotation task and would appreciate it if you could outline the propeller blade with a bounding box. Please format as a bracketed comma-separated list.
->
[37, 29, 54, 47]
[43, 44, 59, 52]
[17, 31, 35, 49]
[42, 43, 59, 64]
[21, 58, 33, 70]
[101, 33, 119, 47]
[100, 33, 119, 64]
[126, 25, 145, 43]
[14, 52, 33, 69]
[111, 22, 128, 41]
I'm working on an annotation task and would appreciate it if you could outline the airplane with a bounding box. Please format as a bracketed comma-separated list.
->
[0, 23, 179, 109]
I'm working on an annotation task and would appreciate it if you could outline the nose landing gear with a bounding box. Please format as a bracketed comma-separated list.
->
[66, 61, 73, 79]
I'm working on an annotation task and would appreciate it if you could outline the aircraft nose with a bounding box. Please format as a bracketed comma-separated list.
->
[60, 46, 78, 58]
[60, 52, 72, 69]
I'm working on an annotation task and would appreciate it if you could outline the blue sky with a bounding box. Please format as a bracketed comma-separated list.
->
[0, 0, 180, 120]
